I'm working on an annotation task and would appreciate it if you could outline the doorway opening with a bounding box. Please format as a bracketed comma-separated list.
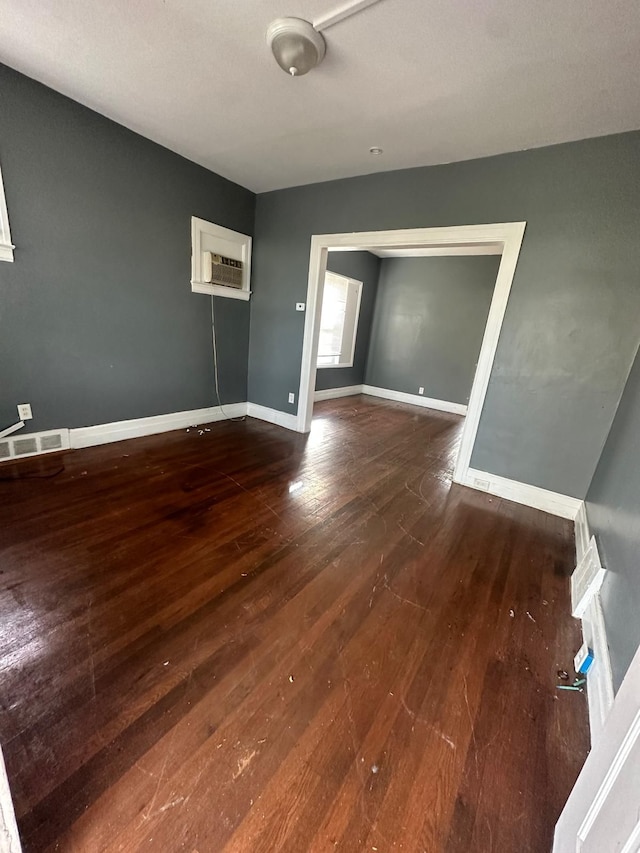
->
[296, 223, 526, 486]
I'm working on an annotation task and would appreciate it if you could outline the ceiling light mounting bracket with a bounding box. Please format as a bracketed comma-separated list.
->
[312, 0, 385, 32]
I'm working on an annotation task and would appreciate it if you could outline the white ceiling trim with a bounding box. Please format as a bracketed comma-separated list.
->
[365, 243, 503, 257]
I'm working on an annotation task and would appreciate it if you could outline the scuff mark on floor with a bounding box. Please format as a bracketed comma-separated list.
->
[232, 749, 257, 780]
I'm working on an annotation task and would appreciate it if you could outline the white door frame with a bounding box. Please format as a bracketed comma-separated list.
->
[296, 222, 527, 486]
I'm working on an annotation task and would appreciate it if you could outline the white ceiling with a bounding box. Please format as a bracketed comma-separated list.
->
[1, 0, 639, 193]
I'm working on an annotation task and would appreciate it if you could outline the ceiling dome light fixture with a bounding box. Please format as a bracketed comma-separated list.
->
[267, 18, 326, 77]
[369, 146, 384, 155]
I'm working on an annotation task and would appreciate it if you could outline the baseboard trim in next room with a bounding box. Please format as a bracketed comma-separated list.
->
[313, 383, 468, 415]
[314, 385, 363, 402]
[361, 385, 468, 416]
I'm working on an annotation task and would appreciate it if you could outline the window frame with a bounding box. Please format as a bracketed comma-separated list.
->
[190, 216, 251, 301]
[316, 271, 363, 370]
[0, 162, 14, 263]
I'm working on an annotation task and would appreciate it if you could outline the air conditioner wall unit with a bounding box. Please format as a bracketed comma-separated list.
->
[203, 252, 243, 289]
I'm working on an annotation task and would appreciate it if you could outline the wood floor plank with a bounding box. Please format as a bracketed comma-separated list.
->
[0, 396, 589, 852]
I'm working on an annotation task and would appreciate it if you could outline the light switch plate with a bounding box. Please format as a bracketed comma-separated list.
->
[288, 393, 295, 404]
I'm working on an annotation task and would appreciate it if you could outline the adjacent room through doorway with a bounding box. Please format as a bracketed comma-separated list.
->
[313, 248, 501, 429]
[297, 224, 525, 490]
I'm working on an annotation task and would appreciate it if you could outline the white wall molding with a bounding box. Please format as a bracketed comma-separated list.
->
[573, 502, 615, 745]
[70, 403, 247, 449]
[463, 467, 582, 520]
[361, 385, 467, 416]
[582, 592, 615, 745]
[0, 746, 21, 852]
[314, 384, 364, 402]
[574, 501, 591, 564]
[0, 162, 14, 263]
[246, 403, 299, 431]
[9, 400, 299, 456]
[313, 383, 468, 414]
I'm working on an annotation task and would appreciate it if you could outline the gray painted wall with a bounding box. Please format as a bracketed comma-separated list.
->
[0, 65, 255, 434]
[315, 251, 380, 392]
[365, 256, 498, 404]
[585, 343, 640, 691]
[249, 131, 640, 498]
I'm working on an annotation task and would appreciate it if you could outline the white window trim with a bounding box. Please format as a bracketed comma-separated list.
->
[316, 271, 363, 369]
[0, 162, 15, 263]
[190, 216, 251, 301]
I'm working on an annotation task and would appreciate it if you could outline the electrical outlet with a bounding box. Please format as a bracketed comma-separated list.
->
[296, 302, 305, 311]
[288, 392, 295, 404]
[17, 403, 33, 420]
[418, 387, 425, 395]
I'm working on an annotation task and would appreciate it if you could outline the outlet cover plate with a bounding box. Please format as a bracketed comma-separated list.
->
[288, 393, 295, 404]
[17, 403, 33, 420]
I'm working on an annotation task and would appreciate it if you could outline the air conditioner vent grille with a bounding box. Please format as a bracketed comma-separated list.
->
[40, 433, 63, 451]
[14, 437, 38, 456]
[0, 429, 70, 462]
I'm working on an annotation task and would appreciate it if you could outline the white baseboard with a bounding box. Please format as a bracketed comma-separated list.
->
[361, 385, 467, 416]
[314, 384, 363, 402]
[246, 402, 299, 431]
[70, 403, 247, 449]
[582, 592, 615, 745]
[574, 500, 591, 563]
[462, 467, 582, 520]
[573, 501, 614, 745]
[0, 746, 21, 852]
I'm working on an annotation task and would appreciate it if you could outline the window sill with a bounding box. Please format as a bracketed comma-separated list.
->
[316, 362, 354, 369]
[191, 282, 251, 301]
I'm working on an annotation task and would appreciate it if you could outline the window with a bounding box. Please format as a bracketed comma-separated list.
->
[317, 271, 363, 368]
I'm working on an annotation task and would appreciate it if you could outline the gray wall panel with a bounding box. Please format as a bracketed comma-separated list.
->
[365, 256, 498, 404]
[0, 65, 255, 433]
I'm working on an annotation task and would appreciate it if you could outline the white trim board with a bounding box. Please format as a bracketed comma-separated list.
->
[0, 745, 21, 852]
[361, 385, 467, 416]
[463, 467, 582, 520]
[296, 222, 527, 494]
[70, 403, 247, 449]
[574, 501, 615, 745]
[0, 161, 15, 263]
[246, 403, 298, 431]
[9, 402, 302, 457]
[314, 385, 363, 402]
[313, 384, 467, 415]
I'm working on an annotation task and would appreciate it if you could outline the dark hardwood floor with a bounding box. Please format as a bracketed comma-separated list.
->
[0, 396, 589, 852]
